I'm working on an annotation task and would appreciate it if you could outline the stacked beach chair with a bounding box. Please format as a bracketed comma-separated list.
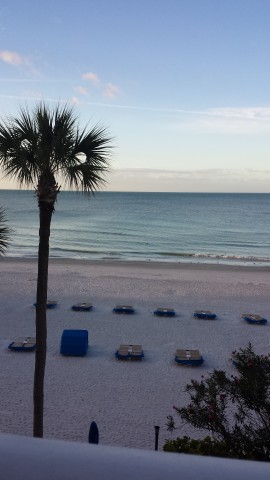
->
[194, 310, 216, 320]
[8, 337, 36, 352]
[115, 344, 144, 360]
[113, 305, 135, 314]
[175, 349, 203, 366]
[154, 307, 175, 317]
[241, 313, 267, 325]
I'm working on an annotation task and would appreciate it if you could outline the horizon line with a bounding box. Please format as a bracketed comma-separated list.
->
[0, 188, 269, 194]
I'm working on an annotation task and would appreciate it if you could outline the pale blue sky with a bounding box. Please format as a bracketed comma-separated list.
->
[0, 0, 270, 191]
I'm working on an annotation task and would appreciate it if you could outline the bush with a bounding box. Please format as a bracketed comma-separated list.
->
[164, 435, 237, 458]
[166, 344, 270, 461]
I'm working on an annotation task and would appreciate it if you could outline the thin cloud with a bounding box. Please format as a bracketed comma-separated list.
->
[111, 167, 247, 177]
[71, 96, 80, 105]
[103, 83, 120, 99]
[22, 89, 42, 99]
[0, 50, 29, 66]
[208, 107, 270, 120]
[82, 72, 100, 86]
[81, 72, 120, 100]
[0, 83, 269, 135]
[110, 167, 270, 182]
[173, 107, 270, 135]
[73, 85, 88, 96]
[106, 168, 270, 192]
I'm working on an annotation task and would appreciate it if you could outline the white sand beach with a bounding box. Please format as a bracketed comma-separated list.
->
[1, 258, 270, 450]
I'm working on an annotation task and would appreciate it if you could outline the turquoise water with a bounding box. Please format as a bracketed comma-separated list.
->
[1, 190, 270, 265]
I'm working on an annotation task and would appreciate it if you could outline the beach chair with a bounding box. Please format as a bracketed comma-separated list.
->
[115, 344, 130, 359]
[242, 313, 267, 325]
[115, 344, 144, 360]
[113, 305, 135, 314]
[175, 349, 203, 366]
[194, 310, 216, 320]
[71, 302, 93, 311]
[33, 300, 58, 309]
[8, 336, 36, 352]
[130, 344, 144, 359]
[154, 307, 176, 317]
[60, 329, 88, 356]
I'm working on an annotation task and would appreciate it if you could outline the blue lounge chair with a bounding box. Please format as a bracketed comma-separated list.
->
[175, 349, 203, 366]
[154, 307, 175, 317]
[194, 310, 216, 320]
[115, 344, 144, 360]
[60, 329, 88, 356]
[71, 303, 93, 311]
[242, 313, 267, 325]
[113, 305, 135, 314]
[8, 337, 36, 352]
[33, 300, 57, 309]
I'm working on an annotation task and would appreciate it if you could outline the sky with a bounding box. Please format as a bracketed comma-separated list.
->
[0, 0, 270, 192]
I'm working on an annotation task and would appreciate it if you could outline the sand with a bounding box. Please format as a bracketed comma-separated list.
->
[0, 258, 270, 450]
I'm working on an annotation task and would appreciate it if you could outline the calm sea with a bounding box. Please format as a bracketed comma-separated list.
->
[1, 190, 270, 265]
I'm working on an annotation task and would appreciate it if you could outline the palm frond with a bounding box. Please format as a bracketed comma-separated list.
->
[0, 109, 40, 185]
[0, 103, 113, 191]
[0, 207, 11, 255]
[62, 124, 112, 192]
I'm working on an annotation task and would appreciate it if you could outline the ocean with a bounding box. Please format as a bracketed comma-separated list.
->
[1, 190, 270, 265]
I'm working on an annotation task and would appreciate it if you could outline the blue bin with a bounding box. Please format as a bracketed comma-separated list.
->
[60, 329, 88, 356]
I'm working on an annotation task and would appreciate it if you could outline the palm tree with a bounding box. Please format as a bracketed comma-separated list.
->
[0, 103, 112, 437]
[0, 207, 11, 255]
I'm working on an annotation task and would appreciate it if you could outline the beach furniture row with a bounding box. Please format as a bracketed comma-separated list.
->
[37, 303, 215, 317]
[8, 330, 204, 366]
[11, 336, 267, 370]
[10, 332, 268, 368]
[36, 302, 179, 315]
[33, 302, 268, 324]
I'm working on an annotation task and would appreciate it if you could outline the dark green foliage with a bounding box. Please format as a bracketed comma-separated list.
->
[0, 207, 11, 255]
[166, 344, 270, 461]
[164, 436, 237, 458]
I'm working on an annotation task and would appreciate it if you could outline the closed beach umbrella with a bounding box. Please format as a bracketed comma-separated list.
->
[155, 425, 160, 451]
[88, 421, 99, 444]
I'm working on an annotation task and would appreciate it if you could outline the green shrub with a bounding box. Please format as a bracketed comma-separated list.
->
[166, 344, 270, 461]
[164, 435, 237, 458]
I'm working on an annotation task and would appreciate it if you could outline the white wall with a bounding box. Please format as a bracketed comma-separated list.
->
[0, 434, 269, 480]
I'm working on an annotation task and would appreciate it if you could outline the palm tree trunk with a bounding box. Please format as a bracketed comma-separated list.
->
[33, 202, 52, 437]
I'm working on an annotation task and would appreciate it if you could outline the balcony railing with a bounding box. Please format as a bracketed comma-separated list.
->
[0, 434, 269, 480]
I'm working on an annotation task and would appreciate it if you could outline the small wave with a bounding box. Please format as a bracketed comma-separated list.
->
[21, 246, 270, 264]
[7, 243, 270, 265]
[52, 247, 102, 255]
[193, 253, 270, 262]
[54, 228, 135, 238]
[153, 251, 270, 262]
